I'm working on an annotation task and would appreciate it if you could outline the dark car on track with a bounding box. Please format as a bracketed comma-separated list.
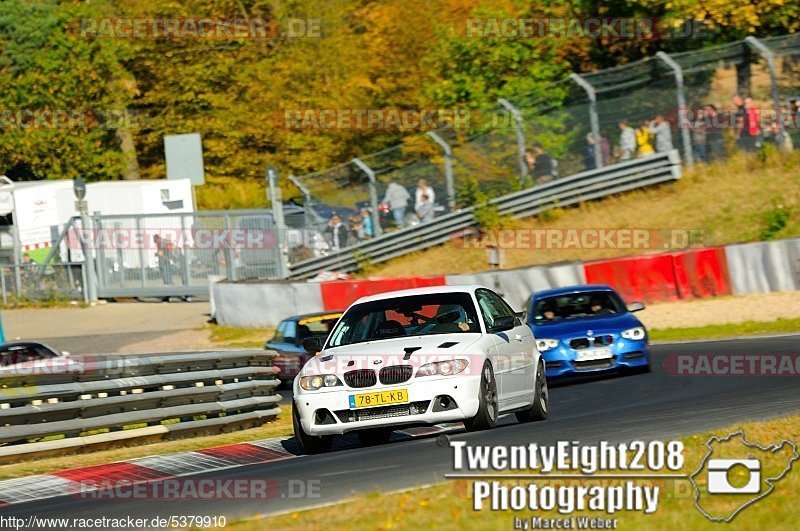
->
[265, 311, 343, 383]
[525, 285, 650, 379]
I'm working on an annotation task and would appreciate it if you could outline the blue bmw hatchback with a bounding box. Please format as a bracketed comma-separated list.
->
[525, 285, 650, 379]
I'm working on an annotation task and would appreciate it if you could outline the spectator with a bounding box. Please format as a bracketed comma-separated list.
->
[618, 120, 636, 160]
[690, 108, 708, 163]
[636, 121, 655, 157]
[153, 234, 173, 285]
[325, 213, 349, 251]
[599, 134, 611, 166]
[358, 208, 374, 239]
[732, 94, 752, 152]
[649, 115, 673, 152]
[704, 104, 726, 161]
[743, 96, 762, 150]
[415, 193, 434, 223]
[583, 133, 596, 170]
[530, 142, 556, 183]
[764, 121, 793, 152]
[414, 179, 435, 210]
[382, 181, 411, 227]
[524, 149, 537, 175]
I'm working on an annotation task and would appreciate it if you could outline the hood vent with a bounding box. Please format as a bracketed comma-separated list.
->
[437, 342, 458, 348]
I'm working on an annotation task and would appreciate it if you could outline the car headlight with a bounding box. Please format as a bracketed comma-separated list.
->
[416, 359, 469, 377]
[621, 327, 646, 340]
[535, 338, 559, 351]
[299, 374, 343, 390]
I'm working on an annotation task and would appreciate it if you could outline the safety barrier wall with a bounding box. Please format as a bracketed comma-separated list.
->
[724, 238, 800, 295]
[213, 237, 799, 327]
[445, 262, 586, 311]
[319, 276, 446, 311]
[213, 280, 325, 327]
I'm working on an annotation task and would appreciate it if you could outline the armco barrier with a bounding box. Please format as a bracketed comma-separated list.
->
[724, 238, 800, 295]
[319, 276, 446, 311]
[445, 262, 586, 311]
[584, 254, 680, 303]
[672, 247, 732, 299]
[0, 351, 281, 461]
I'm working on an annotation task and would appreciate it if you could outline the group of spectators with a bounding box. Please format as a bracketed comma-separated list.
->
[324, 178, 437, 251]
[689, 95, 793, 161]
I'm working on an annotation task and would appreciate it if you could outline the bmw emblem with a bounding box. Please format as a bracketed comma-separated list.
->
[587, 330, 593, 336]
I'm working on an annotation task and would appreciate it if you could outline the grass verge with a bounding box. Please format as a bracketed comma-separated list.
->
[0, 407, 293, 481]
[208, 325, 275, 348]
[650, 317, 800, 342]
[234, 414, 800, 530]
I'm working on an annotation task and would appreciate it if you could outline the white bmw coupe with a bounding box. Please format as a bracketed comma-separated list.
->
[292, 285, 549, 453]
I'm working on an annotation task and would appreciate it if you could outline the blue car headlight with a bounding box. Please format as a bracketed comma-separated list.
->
[536, 338, 560, 351]
[621, 327, 646, 340]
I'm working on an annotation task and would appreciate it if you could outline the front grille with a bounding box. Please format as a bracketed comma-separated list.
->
[573, 359, 614, 370]
[344, 369, 377, 388]
[335, 400, 431, 423]
[379, 365, 413, 385]
[570, 335, 614, 350]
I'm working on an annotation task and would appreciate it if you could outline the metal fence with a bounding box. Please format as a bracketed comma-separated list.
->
[287, 33, 800, 264]
[288, 150, 681, 279]
[21, 209, 283, 300]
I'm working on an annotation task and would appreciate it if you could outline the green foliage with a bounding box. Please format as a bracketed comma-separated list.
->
[0, 0, 796, 208]
[759, 206, 790, 241]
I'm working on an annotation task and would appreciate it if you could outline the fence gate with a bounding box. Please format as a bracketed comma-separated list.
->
[47, 209, 283, 299]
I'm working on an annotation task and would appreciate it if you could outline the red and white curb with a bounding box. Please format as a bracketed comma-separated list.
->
[0, 424, 461, 507]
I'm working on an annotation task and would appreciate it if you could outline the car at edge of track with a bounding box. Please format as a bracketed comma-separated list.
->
[525, 284, 650, 379]
[265, 311, 344, 384]
[292, 285, 549, 454]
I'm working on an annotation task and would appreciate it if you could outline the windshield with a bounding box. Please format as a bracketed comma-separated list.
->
[327, 293, 480, 347]
[531, 291, 626, 322]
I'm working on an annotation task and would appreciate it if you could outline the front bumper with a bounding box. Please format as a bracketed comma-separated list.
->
[543, 338, 650, 379]
[294, 375, 482, 436]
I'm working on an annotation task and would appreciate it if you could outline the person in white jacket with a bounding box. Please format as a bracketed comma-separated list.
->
[382, 181, 411, 227]
[414, 179, 435, 210]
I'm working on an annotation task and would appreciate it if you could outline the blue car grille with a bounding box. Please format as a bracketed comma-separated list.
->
[569, 335, 613, 349]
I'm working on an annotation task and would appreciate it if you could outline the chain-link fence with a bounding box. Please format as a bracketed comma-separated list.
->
[0, 262, 84, 304]
[289, 33, 800, 265]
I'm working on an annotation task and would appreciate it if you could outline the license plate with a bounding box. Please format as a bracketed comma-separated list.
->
[349, 389, 409, 409]
[577, 348, 612, 361]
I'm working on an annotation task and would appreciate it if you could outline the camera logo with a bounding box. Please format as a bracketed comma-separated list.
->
[706, 458, 760, 494]
[690, 431, 798, 522]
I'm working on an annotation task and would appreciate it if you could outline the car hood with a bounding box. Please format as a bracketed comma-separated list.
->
[529, 313, 642, 337]
[301, 333, 483, 376]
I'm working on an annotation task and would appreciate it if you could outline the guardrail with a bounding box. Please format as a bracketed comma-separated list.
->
[287, 150, 682, 279]
[0, 351, 282, 461]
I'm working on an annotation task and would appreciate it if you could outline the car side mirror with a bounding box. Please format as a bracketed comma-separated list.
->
[302, 336, 323, 354]
[490, 315, 516, 333]
[627, 302, 645, 312]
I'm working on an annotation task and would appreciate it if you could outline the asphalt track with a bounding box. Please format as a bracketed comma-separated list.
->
[2, 334, 799, 528]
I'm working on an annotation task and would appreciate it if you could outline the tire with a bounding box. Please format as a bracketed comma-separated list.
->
[357, 428, 393, 446]
[292, 405, 333, 454]
[465, 361, 499, 432]
[516, 358, 549, 423]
